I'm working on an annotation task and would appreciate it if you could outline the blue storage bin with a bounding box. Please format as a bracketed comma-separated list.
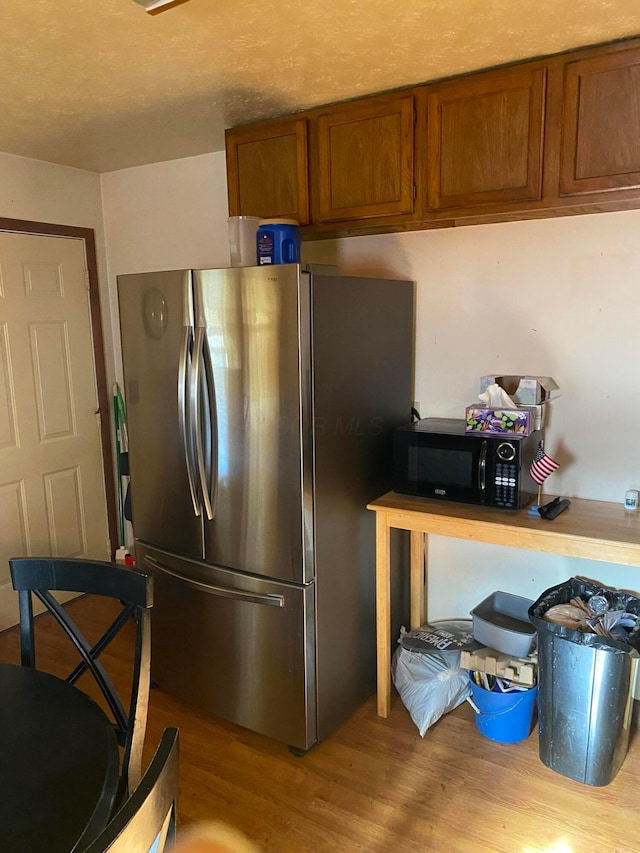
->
[257, 219, 301, 265]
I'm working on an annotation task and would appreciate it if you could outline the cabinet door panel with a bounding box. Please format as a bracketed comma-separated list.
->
[559, 47, 640, 196]
[315, 94, 414, 223]
[426, 67, 546, 211]
[226, 118, 309, 224]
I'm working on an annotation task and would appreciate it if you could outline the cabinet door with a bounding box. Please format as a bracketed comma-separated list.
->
[314, 94, 414, 223]
[424, 67, 546, 212]
[225, 117, 309, 224]
[559, 46, 640, 196]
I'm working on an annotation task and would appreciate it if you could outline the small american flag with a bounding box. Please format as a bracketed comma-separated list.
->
[530, 441, 559, 485]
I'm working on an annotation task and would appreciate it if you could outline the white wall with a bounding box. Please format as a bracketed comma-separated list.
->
[100, 151, 640, 618]
[100, 151, 230, 379]
[0, 152, 115, 380]
[303, 212, 640, 617]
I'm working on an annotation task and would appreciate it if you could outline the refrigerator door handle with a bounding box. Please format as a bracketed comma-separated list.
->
[202, 330, 220, 516]
[144, 556, 285, 607]
[192, 327, 216, 520]
[178, 325, 200, 516]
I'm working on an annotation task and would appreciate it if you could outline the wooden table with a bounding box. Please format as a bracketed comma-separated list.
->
[0, 663, 120, 852]
[367, 491, 640, 717]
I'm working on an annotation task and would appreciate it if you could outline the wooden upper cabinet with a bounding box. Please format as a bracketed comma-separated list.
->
[225, 117, 310, 224]
[313, 94, 415, 223]
[559, 45, 640, 196]
[223, 37, 640, 237]
[423, 66, 546, 212]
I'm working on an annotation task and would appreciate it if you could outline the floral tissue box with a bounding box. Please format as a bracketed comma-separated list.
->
[465, 406, 531, 435]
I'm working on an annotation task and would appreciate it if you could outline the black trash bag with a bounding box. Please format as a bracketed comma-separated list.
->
[399, 619, 484, 654]
[528, 577, 640, 654]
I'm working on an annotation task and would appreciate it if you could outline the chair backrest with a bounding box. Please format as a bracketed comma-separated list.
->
[9, 556, 153, 799]
[82, 727, 179, 853]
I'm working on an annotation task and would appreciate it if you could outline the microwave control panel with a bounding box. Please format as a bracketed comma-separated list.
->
[495, 441, 517, 507]
[494, 459, 517, 507]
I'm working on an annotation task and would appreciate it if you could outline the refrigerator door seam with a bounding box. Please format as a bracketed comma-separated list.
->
[144, 555, 285, 607]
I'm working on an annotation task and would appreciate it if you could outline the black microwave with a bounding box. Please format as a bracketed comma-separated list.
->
[393, 418, 540, 509]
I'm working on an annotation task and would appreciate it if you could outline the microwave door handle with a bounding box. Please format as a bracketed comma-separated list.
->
[479, 440, 487, 495]
[178, 326, 200, 516]
[193, 327, 215, 521]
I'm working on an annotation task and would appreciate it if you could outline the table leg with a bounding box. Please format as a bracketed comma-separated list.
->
[375, 511, 391, 718]
[410, 530, 426, 629]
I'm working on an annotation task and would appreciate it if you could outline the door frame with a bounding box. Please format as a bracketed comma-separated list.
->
[0, 216, 118, 558]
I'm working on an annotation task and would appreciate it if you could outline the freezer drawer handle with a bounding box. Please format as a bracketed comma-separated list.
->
[144, 556, 285, 607]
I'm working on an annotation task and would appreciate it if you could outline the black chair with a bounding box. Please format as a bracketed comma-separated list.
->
[9, 556, 153, 800]
[83, 727, 179, 853]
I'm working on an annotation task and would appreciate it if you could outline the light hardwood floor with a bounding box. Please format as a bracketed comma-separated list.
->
[0, 595, 637, 853]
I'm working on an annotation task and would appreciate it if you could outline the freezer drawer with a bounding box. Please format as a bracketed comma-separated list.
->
[138, 543, 317, 751]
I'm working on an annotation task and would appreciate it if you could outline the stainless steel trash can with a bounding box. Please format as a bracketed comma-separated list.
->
[536, 628, 636, 786]
[530, 577, 640, 787]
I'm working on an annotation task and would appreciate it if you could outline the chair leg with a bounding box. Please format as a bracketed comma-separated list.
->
[18, 590, 35, 668]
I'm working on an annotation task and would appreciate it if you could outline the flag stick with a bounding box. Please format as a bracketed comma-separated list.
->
[537, 437, 544, 505]
[529, 437, 544, 516]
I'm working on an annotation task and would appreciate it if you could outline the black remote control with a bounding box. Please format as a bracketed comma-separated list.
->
[540, 498, 570, 520]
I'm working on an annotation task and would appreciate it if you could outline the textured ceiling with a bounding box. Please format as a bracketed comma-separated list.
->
[2, 0, 640, 173]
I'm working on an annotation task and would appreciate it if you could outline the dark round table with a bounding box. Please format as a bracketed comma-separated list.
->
[0, 663, 119, 852]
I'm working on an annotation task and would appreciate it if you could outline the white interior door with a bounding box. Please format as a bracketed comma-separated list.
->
[0, 232, 110, 630]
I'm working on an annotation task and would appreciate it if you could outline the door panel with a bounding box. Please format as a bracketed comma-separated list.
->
[196, 266, 309, 584]
[0, 233, 110, 629]
[225, 117, 310, 224]
[118, 270, 203, 560]
[314, 93, 415, 223]
[559, 46, 640, 195]
[424, 66, 546, 211]
[139, 542, 317, 750]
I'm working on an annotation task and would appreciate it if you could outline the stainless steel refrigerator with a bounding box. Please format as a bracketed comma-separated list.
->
[117, 263, 413, 751]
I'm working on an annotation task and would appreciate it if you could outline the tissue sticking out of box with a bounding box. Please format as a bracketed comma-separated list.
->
[478, 383, 517, 409]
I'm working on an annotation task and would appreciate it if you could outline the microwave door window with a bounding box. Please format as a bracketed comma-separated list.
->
[408, 446, 474, 492]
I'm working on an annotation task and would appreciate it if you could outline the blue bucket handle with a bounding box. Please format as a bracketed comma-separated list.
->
[470, 695, 527, 717]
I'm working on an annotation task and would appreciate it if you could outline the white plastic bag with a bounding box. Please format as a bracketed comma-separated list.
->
[391, 646, 471, 736]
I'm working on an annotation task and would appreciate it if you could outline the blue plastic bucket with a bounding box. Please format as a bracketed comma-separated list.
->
[257, 219, 301, 265]
[470, 682, 537, 743]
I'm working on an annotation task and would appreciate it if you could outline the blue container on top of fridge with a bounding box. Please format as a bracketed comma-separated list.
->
[257, 218, 301, 265]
